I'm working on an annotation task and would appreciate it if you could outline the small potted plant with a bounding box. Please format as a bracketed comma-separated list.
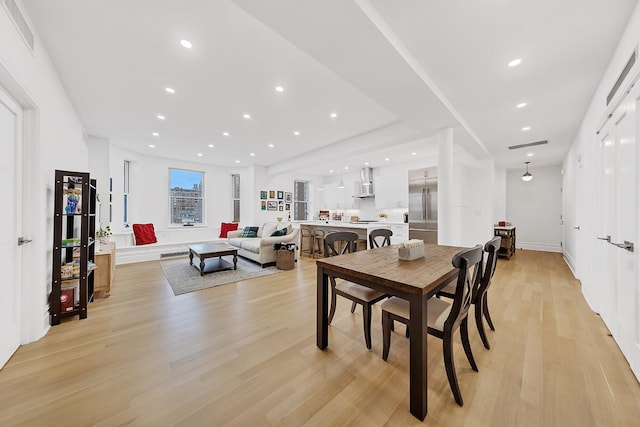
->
[378, 212, 389, 222]
[96, 225, 112, 243]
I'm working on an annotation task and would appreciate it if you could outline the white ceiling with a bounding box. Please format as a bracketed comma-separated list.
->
[22, 0, 638, 177]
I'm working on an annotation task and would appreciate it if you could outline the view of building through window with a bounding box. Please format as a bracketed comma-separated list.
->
[169, 168, 204, 225]
[232, 174, 240, 222]
[293, 180, 308, 221]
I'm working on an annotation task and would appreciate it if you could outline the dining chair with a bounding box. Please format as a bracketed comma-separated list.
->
[368, 228, 393, 248]
[381, 245, 483, 406]
[325, 231, 388, 349]
[438, 236, 501, 349]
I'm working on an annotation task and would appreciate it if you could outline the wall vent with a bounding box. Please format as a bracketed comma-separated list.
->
[160, 251, 189, 258]
[2, 0, 34, 53]
[607, 47, 637, 106]
[508, 140, 548, 150]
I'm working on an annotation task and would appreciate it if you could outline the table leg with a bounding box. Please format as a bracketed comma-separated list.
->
[233, 253, 237, 270]
[199, 257, 205, 276]
[316, 267, 329, 349]
[189, 250, 193, 265]
[408, 294, 428, 420]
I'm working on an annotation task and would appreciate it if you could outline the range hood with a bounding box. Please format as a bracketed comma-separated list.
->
[354, 167, 375, 198]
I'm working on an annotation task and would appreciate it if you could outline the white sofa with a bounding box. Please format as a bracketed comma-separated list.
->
[227, 222, 300, 267]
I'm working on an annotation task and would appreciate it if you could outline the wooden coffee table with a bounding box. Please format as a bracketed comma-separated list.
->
[188, 243, 238, 276]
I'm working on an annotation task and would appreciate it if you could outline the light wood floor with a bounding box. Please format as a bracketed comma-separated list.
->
[1, 250, 639, 426]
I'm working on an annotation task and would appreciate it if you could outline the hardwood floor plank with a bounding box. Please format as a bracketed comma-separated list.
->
[1, 251, 639, 426]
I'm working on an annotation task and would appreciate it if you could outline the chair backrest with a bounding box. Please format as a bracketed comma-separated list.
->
[445, 245, 483, 331]
[477, 236, 501, 297]
[324, 231, 359, 257]
[368, 228, 393, 248]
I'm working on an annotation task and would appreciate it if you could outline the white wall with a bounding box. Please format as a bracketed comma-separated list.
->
[506, 165, 563, 252]
[0, 1, 89, 342]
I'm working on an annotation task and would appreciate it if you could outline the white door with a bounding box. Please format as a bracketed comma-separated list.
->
[597, 86, 640, 378]
[0, 86, 22, 368]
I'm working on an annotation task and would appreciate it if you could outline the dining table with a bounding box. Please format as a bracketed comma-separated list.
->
[316, 243, 466, 421]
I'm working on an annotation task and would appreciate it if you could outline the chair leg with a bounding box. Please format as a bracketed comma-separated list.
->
[475, 299, 491, 350]
[405, 325, 410, 338]
[363, 303, 372, 350]
[382, 311, 391, 360]
[328, 286, 337, 325]
[443, 329, 463, 406]
[483, 295, 495, 331]
[460, 318, 478, 372]
[350, 301, 357, 313]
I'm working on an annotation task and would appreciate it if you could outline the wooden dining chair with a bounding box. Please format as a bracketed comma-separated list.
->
[381, 245, 483, 406]
[438, 236, 501, 349]
[325, 231, 387, 349]
[368, 228, 393, 248]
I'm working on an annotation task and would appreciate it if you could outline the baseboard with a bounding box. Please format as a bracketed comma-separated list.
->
[517, 242, 563, 253]
[563, 250, 578, 278]
[116, 240, 223, 264]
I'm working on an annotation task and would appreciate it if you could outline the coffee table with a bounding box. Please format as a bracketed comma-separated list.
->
[188, 243, 238, 276]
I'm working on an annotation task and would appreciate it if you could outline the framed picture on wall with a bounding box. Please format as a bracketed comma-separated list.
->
[267, 200, 278, 211]
[261, 200, 267, 210]
[277, 191, 284, 200]
[285, 203, 291, 211]
[260, 191, 268, 200]
[285, 192, 292, 203]
[269, 190, 275, 199]
[279, 205, 284, 211]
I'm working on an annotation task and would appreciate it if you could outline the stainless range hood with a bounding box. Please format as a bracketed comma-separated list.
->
[354, 167, 375, 198]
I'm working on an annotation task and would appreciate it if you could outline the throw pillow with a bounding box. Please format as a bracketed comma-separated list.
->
[241, 226, 259, 238]
[132, 223, 157, 245]
[219, 222, 239, 238]
[270, 228, 287, 237]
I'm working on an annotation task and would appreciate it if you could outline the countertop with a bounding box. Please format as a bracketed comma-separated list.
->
[300, 221, 407, 229]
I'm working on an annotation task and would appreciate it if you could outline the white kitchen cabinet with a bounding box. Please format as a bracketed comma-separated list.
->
[375, 175, 408, 209]
[370, 223, 408, 245]
[323, 181, 354, 209]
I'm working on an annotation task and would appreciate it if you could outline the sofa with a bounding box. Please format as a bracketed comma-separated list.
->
[227, 222, 300, 267]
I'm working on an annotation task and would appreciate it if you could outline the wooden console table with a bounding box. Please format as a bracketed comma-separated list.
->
[494, 226, 516, 259]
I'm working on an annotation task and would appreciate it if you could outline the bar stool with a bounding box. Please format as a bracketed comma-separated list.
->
[312, 229, 326, 258]
[300, 226, 314, 258]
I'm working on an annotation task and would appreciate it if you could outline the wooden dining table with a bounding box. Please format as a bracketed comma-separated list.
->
[316, 243, 465, 420]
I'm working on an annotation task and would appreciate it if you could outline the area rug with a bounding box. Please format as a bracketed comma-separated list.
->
[160, 256, 283, 295]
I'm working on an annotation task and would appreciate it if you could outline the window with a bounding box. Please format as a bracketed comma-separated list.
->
[123, 160, 130, 227]
[169, 168, 204, 225]
[232, 174, 240, 222]
[293, 180, 308, 220]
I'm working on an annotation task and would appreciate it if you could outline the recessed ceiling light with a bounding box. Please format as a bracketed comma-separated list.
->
[148, 144, 155, 148]
[329, 169, 334, 173]
[516, 102, 527, 109]
[411, 152, 417, 156]
[157, 115, 166, 120]
[235, 160, 240, 164]
[197, 153, 203, 157]
[275, 86, 284, 92]
[364, 162, 369, 166]
[151, 132, 159, 136]
[165, 87, 175, 94]
[344, 166, 349, 170]
[527, 152, 534, 157]
[208, 144, 214, 148]
[293, 131, 300, 136]
[250, 152, 255, 157]
[243, 113, 251, 119]
[268, 144, 274, 148]
[330, 112, 338, 118]
[385, 158, 390, 162]
[222, 132, 230, 136]
[508, 58, 522, 67]
[522, 126, 531, 131]
[180, 40, 192, 49]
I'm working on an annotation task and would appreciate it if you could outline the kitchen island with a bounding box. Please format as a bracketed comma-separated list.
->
[300, 221, 408, 250]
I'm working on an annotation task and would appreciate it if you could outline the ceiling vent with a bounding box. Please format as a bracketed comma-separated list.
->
[2, 0, 34, 53]
[607, 47, 637, 106]
[508, 140, 548, 150]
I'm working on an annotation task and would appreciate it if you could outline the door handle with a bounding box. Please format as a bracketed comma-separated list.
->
[18, 237, 32, 245]
[573, 226, 580, 230]
[611, 240, 634, 252]
[597, 235, 611, 242]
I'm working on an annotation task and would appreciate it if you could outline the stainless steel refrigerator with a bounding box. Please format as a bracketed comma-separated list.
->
[408, 167, 438, 244]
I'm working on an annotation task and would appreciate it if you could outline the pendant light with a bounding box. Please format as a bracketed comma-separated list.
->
[338, 175, 345, 188]
[522, 161, 533, 182]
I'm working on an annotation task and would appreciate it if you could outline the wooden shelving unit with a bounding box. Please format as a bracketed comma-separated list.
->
[494, 226, 516, 259]
[50, 170, 96, 325]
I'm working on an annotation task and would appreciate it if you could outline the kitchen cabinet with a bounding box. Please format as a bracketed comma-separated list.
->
[323, 181, 355, 210]
[375, 175, 408, 209]
[374, 223, 408, 245]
